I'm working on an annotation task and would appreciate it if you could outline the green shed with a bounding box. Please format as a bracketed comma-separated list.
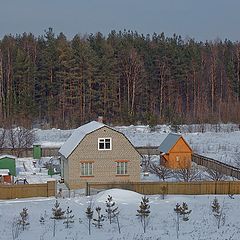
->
[0, 155, 16, 176]
[33, 144, 42, 159]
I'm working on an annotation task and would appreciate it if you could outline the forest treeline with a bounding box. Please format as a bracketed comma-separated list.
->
[0, 28, 240, 128]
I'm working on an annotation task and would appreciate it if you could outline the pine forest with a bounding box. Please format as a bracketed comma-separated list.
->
[1, 28, 240, 128]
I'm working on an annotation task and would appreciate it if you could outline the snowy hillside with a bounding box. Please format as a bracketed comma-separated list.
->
[0, 189, 239, 240]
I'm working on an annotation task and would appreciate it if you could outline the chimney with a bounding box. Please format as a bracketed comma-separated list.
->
[97, 116, 103, 123]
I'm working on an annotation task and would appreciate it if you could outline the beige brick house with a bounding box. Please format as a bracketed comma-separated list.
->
[59, 121, 141, 189]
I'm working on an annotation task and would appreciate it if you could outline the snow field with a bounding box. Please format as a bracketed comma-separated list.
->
[0, 189, 239, 240]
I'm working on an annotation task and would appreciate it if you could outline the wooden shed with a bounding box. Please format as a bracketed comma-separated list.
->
[0, 169, 12, 183]
[0, 155, 16, 176]
[158, 133, 192, 169]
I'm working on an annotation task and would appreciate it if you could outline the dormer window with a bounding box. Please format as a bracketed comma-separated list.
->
[98, 138, 112, 150]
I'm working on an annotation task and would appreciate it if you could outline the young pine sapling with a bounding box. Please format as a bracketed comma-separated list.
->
[39, 214, 45, 225]
[136, 196, 150, 233]
[93, 207, 104, 229]
[174, 202, 191, 239]
[211, 197, 224, 229]
[63, 206, 74, 228]
[51, 200, 65, 237]
[51, 200, 65, 220]
[105, 195, 121, 233]
[18, 208, 30, 231]
[86, 206, 93, 235]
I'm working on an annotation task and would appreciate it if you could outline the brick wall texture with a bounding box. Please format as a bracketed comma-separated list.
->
[63, 127, 141, 189]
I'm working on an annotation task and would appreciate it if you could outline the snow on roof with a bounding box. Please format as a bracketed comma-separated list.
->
[158, 133, 182, 153]
[0, 169, 10, 176]
[0, 155, 16, 160]
[59, 121, 106, 158]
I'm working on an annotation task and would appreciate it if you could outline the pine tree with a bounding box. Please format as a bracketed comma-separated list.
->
[39, 214, 45, 225]
[174, 202, 191, 239]
[211, 197, 220, 215]
[105, 195, 117, 224]
[63, 206, 74, 228]
[18, 208, 30, 231]
[136, 196, 150, 233]
[180, 202, 192, 221]
[85, 206, 93, 235]
[51, 200, 65, 220]
[105, 195, 121, 233]
[211, 197, 223, 229]
[51, 200, 65, 237]
[92, 207, 104, 229]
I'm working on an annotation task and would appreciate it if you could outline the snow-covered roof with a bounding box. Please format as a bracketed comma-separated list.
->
[59, 121, 106, 158]
[158, 133, 182, 153]
[0, 169, 10, 176]
[0, 155, 16, 160]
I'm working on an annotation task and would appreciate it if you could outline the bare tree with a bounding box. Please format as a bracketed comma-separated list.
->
[7, 127, 35, 157]
[175, 165, 201, 182]
[205, 168, 225, 181]
[233, 153, 240, 168]
[0, 128, 6, 148]
[149, 163, 173, 181]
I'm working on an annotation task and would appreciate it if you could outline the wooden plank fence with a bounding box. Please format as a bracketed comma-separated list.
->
[192, 153, 240, 179]
[0, 181, 56, 199]
[86, 181, 240, 196]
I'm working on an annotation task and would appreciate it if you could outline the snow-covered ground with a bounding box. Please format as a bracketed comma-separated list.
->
[0, 189, 239, 240]
[15, 157, 60, 184]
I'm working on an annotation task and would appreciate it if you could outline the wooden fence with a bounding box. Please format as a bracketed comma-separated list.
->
[0, 180, 56, 199]
[192, 153, 240, 179]
[86, 181, 240, 196]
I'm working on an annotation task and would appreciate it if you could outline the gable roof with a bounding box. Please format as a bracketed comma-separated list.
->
[59, 121, 106, 158]
[158, 133, 182, 153]
[0, 155, 16, 160]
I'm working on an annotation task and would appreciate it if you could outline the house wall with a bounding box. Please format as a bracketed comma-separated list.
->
[64, 127, 141, 189]
[163, 138, 192, 169]
[0, 157, 16, 176]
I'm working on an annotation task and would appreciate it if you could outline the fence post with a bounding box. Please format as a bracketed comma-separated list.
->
[86, 182, 89, 196]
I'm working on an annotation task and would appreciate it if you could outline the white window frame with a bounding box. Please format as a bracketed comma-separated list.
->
[116, 162, 128, 175]
[80, 162, 93, 176]
[98, 137, 112, 151]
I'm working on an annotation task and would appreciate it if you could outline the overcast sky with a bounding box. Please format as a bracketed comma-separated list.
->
[0, 0, 240, 41]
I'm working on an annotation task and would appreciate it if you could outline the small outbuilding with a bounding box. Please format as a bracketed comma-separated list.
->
[0, 155, 16, 176]
[0, 169, 12, 183]
[158, 133, 192, 169]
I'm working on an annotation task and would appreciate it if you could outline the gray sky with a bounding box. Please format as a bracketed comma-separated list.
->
[0, 0, 240, 41]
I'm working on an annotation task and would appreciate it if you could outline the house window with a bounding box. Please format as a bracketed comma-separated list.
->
[98, 138, 112, 150]
[116, 162, 128, 175]
[81, 163, 93, 176]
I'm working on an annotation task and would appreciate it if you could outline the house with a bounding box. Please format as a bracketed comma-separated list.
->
[0, 155, 16, 176]
[158, 133, 192, 169]
[59, 121, 141, 189]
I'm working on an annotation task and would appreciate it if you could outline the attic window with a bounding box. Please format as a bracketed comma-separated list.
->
[98, 138, 112, 150]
